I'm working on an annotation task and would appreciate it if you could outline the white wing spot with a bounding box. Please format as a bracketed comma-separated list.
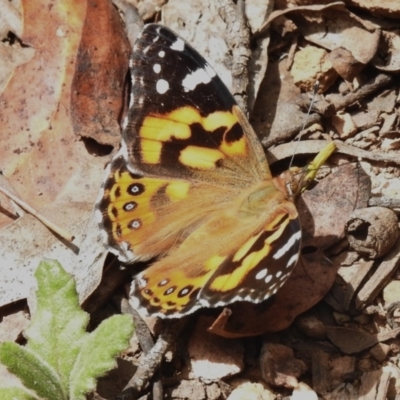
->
[265, 275, 273, 284]
[182, 68, 211, 91]
[120, 141, 129, 160]
[129, 91, 134, 108]
[170, 38, 185, 51]
[120, 242, 134, 262]
[153, 63, 161, 74]
[137, 276, 147, 288]
[156, 79, 169, 94]
[122, 116, 129, 129]
[276, 270, 282, 278]
[273, 231, 301, 259]
[255, 269, 268, 280]
[153, 36, 159, 43]
[287, 253, 299, 268]
[158, 50, 165, 58]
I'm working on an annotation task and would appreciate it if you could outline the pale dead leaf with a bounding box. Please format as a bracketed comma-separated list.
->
[0, 1, 129, 307]
[289, 4, 380, 65]
[0, 0, 23, 37]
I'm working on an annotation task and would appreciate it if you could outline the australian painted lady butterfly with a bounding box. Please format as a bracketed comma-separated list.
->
[96, 24, 335, 318]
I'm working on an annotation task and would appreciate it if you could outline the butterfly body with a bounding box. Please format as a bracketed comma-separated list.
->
[96, 24, 330, 318]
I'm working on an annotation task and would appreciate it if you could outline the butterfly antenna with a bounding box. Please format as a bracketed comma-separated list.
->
[288, 81, 320, 170]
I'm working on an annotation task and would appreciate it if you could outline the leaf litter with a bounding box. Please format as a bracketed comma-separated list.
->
[1, 0, 400, 399]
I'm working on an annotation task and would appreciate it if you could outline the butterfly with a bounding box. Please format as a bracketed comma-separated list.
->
[96, 24, 335, 318]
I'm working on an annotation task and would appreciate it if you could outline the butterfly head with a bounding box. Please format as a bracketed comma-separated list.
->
[274, 142, 336, 201]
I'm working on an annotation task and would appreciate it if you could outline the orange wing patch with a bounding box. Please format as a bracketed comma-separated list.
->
[138, 106, 248, 170]
[207, 215, 291, 293]
[99, 156, 191, 260]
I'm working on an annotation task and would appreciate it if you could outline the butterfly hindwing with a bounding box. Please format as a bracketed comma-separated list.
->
[130, 196, 300, 317]
[200, 214, 301, 308]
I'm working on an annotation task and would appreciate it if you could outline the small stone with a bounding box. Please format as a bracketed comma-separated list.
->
[205, 382, 222, 400]
[370, 343, 390, 363]
[352, 314, 370, 325]
[227, 382, 274, 400]
[357, 357, 372, 371]
[383, 280, 400, 304]
[333, 312, 351, 325]
[167, 379, 206, 400]
[260, 343, 307, 389]
[389, 340, 400, 354]
[188, 316, 244, 380]
[331, 111, 358, 139]
[296, 315, 326, 340]
[291, 382, 318, 400]
[330, 356, 356, 384]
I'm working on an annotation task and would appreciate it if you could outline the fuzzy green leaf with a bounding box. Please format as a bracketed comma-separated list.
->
[0, 342, 64, 400]
[0, 260, 134, 400]
[69, 314, 134, 400]
[0, 387, 39, 400]
[24, 260, 89, 393]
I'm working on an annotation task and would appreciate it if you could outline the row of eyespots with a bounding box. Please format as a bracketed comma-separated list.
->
[116, 183, 145, 232]
[156, 278, 194, 298]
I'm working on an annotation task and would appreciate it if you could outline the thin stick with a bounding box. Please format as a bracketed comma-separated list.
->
[0, 185, 75, 242]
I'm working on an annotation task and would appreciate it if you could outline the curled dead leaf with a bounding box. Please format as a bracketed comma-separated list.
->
[346, 207, 400, 259]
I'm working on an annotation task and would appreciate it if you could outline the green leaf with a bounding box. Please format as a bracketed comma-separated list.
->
[24, 260, 89, 393]
[69, 314, 134, 400]
[0, 342, 64, 400]
[0, 259, 134, 400]
[0, 387, 39, 400]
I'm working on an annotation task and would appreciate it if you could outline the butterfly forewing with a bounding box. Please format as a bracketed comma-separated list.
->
[123, 24, 269, 185]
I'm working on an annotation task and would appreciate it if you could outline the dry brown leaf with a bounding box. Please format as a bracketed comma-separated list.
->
[0, 0, 129, 307]
[288, 4, 380, 66]
[348, 0, 400, 19]
[374, 30, 400, 72]
[70, 0, 130, 146]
